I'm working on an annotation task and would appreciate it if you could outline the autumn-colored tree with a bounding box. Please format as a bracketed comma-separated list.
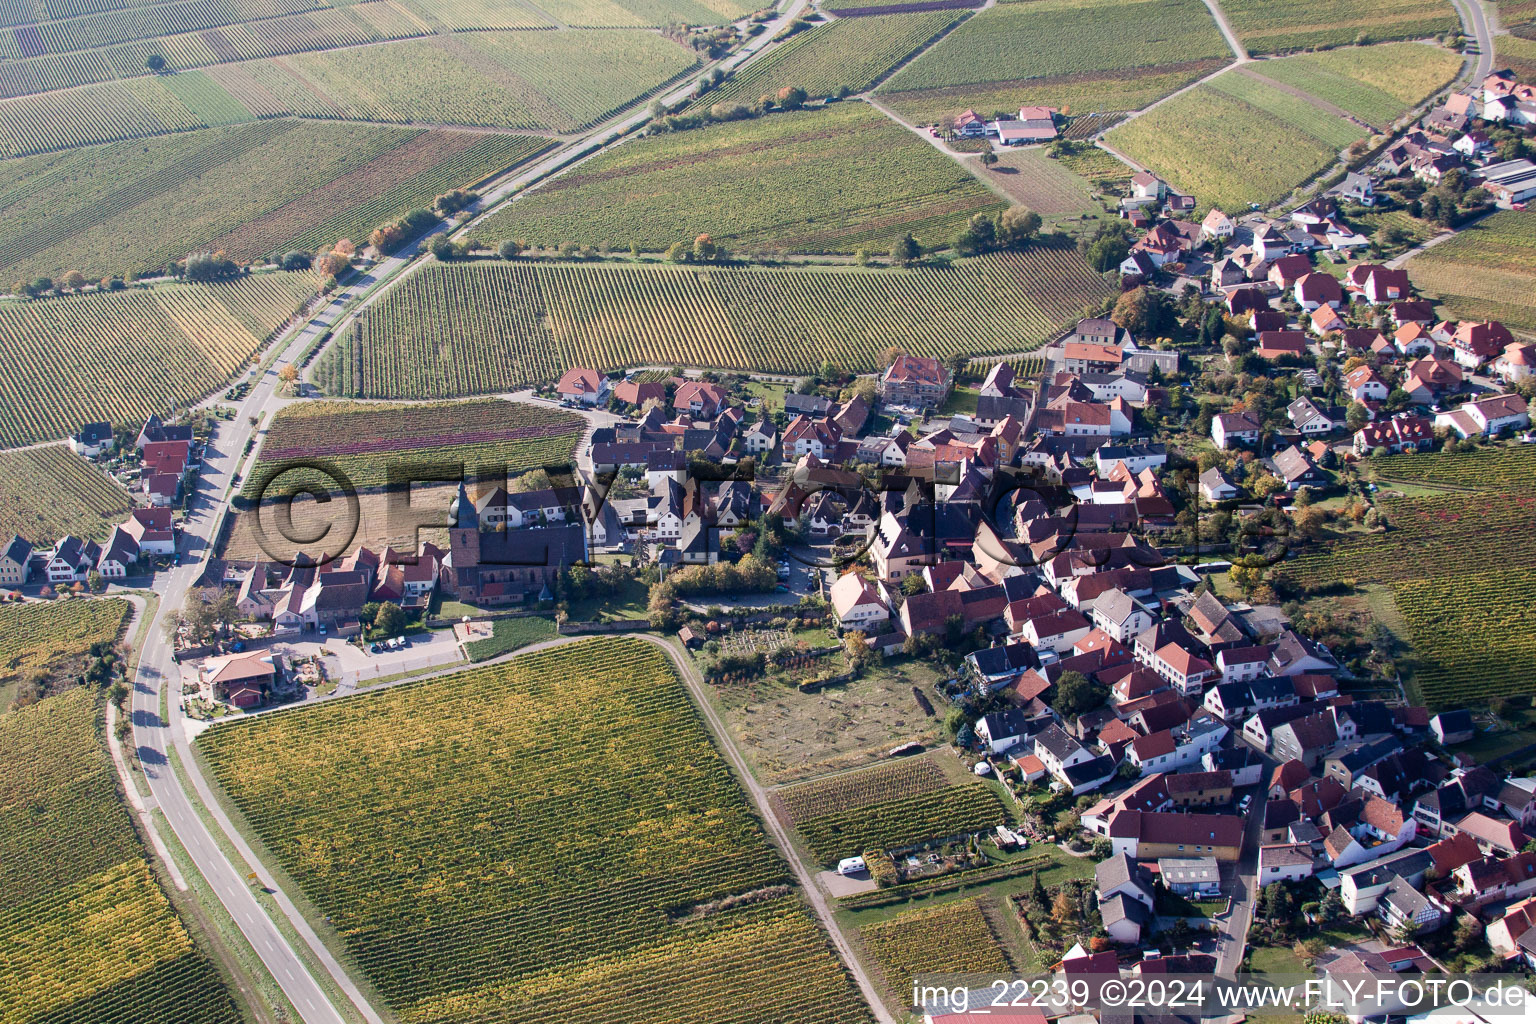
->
[278, 364, 299, 384]
[1051, 890, 1079, 929]
[61, 270, 86, 291]
[333, 239, 356, 256]
[693, 233, 717, 261]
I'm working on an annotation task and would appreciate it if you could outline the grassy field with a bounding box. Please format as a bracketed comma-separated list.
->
[1219, 0, 1458, 53]
[1105, 77, 1363, 210]
[875, 0, 1232, 94]
[0, 119, 551, 281]
[711, 658, 946, 784]
[1248, 43, 1462, 126]
[463, 615, 558, 660]
[0, 446, 134, 544]
[197, 637, 872, 1024]
[313, 250, 1112, 394]
[0, 272, 315, 447]
[0, 687, 243, 1023]
[470, 104, 1004, 255]
[703, 11, 967, 106]
[1406, 210, 1536, 330]
[243, 399, 584, 495]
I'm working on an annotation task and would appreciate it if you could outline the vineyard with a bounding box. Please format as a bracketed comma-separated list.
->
[197, 637, 872, 1024]
[1250, 42, 1462, 127]
[859, 898, 1011, 1000]
[1106, 78, 1361, 210]
[0, 598, 129, 686]
[1371, 443, 1536, 491]
[0, 446, 133, 543]
[0, 687, 243, 1024]
[878, 60, 1227, 127]
[876, 0, 1231, 94]
[775, 755, 954, 824]
[987, 147, 1100, 216]
[314, 251, 1110, 396]
[0, 119, 549, 282]
[0, 272, 315, 447]
[469, 103, 1004, 255]
[792, 782, 1012, 866]
[243, 398, 584, 495]
[1407, 211, 1536, 330]
[1394, 567, 1536, 704]
[701, 10, 967, 107]
[1217, 0, 1457, 53]
[0, 28, 697, 154]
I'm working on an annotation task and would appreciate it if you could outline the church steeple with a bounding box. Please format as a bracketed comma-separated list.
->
[451, 480, 478, 530]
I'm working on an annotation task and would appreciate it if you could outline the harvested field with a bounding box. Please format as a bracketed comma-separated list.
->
[221, 482, 457, 564]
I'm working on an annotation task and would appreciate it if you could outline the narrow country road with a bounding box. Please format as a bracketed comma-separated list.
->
[1449, 0, 1494, 88]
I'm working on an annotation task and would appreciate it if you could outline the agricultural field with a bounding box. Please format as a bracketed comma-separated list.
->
[0, 598, 129, 702]
[0, 119, 551, 282]
[0, 29, 697, 154]
[313, 251, 1112, 395]
[222, 481, 459, 564]
[1106, 78, 1362, 210]
[470, 104, 1004, 254]
[859, 898, 1012, 1001]
[873, 0, 1231, 116]
[1250, 42, 1462, 127]
[986, 147, 1101, 216]
[1370, 443, 1536, 491]
[0, 687, 243, 1024]
[703, 11, 966, 106]
[1395, 567, 1536, 704]
[1407, 210, 1536, 330]
[1053, 144, 1134, 189]
[244, 399, 583, 495]
[0, 445, 134, 543]
[1218, 0, 1457, 53]
[781, 760, 1012, 865]
[0, 272, 314, 447]
[197, 638, 872, 1024]
[878, 61, 1228, 127]
[1498, 32, 1536, 82]
[510, 0, 752, 27]
[716, 660, 947, 784]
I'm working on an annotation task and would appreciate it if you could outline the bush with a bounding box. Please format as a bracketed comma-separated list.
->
[280, 250, 313, 271]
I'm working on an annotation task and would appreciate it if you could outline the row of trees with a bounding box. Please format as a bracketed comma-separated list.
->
[952, 205, 1043, 257]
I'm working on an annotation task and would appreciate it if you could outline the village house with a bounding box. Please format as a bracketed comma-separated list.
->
[1211, 411, 1261, 450]
[0, 534, 32, 586]
[555, 366, 610, 405]
[70, 421, 114, 458]
[1434, 393, 1530, 438]
[880, 354, 950, 409]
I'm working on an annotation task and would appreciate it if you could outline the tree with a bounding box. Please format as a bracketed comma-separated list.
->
[776, 85, 806, 109]
[86, 569, 105, 594]
[1319, 888, 1344, 922]
[997, 204, 1042, 248]
[145, 54, 166, 71]
[497, 239, 523, 260]
[1346, 401, 1370, 431]
[427, 233, 458, 261]
[890, 233, 920, 267]
[978, 149, 998, 170]
[843, 629, 871, 666]
[1051, 670, 1106, 719]
[901, 573, 927, 596]
[62, 270, 86, 292]
[665, 241, 689, 263]
[693, 233, 717, 261]
[1112, 286, 1173, 338]
[281, 250, 312, 271]
[1083, 225, 1130, 272]
[373, 602, 406, 637]
[1051, 889, 1080, 929]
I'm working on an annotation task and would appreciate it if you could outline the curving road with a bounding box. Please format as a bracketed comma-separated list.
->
[1450, 0, 1494, 88]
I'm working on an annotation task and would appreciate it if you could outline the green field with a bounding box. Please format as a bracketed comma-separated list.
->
[404, 0, 752, 27]
[314, 250, 1112, 395]
[471, 104, 1004, 254]
[0, 687, 243, 1023]
[1407, 211, 1536, 329]
[860, 898, 1011, 1001]
[988, 147, 1101, 215]
[0, 29, 698, 155]
[463, 615, 559, 660]
[1371, 443, 1536, 491]
[1106, 77, 1363, 210]
[243, 399, 584, 496]
[878, 0, 1231, 91]
[1218, 0, 1458, 53]
[0, 272, 315, 447]
[1247, 43, 1462, 126]
[792, 784, 1013, 866]
[0, 119, 551, 281]
[1395, 568, 1536, 705]
[197, 638, 873, 1024]
[703, 10, 967, 106]
[0, 446, 134, 544]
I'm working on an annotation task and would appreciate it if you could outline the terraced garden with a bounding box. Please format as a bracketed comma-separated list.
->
[313, 250, 1112, 395]
[1218, 0, 1457, 53]
[703, 10, 967, 106]
[197, 637, 873, 1024]
[243, 398, 583, 496]
[0, 687, 243, 1024]
[1250, 42, 1463, 127]
[1407, 210, 1536, 330]
[0, 446, 134, 543]
[470, 104, 1004, 254]
[1105, 77, 1364, 210]
[874, 0, 1231, 119]
[0, 272, 315, 447]
[0, 119, 550, 281]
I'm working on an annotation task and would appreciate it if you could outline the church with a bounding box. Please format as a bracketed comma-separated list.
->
[441, 482, 587, 605]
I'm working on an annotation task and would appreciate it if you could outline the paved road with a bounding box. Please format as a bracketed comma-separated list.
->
[1214, 775, 1267, 975]
[1450, 0, 1494, 88]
